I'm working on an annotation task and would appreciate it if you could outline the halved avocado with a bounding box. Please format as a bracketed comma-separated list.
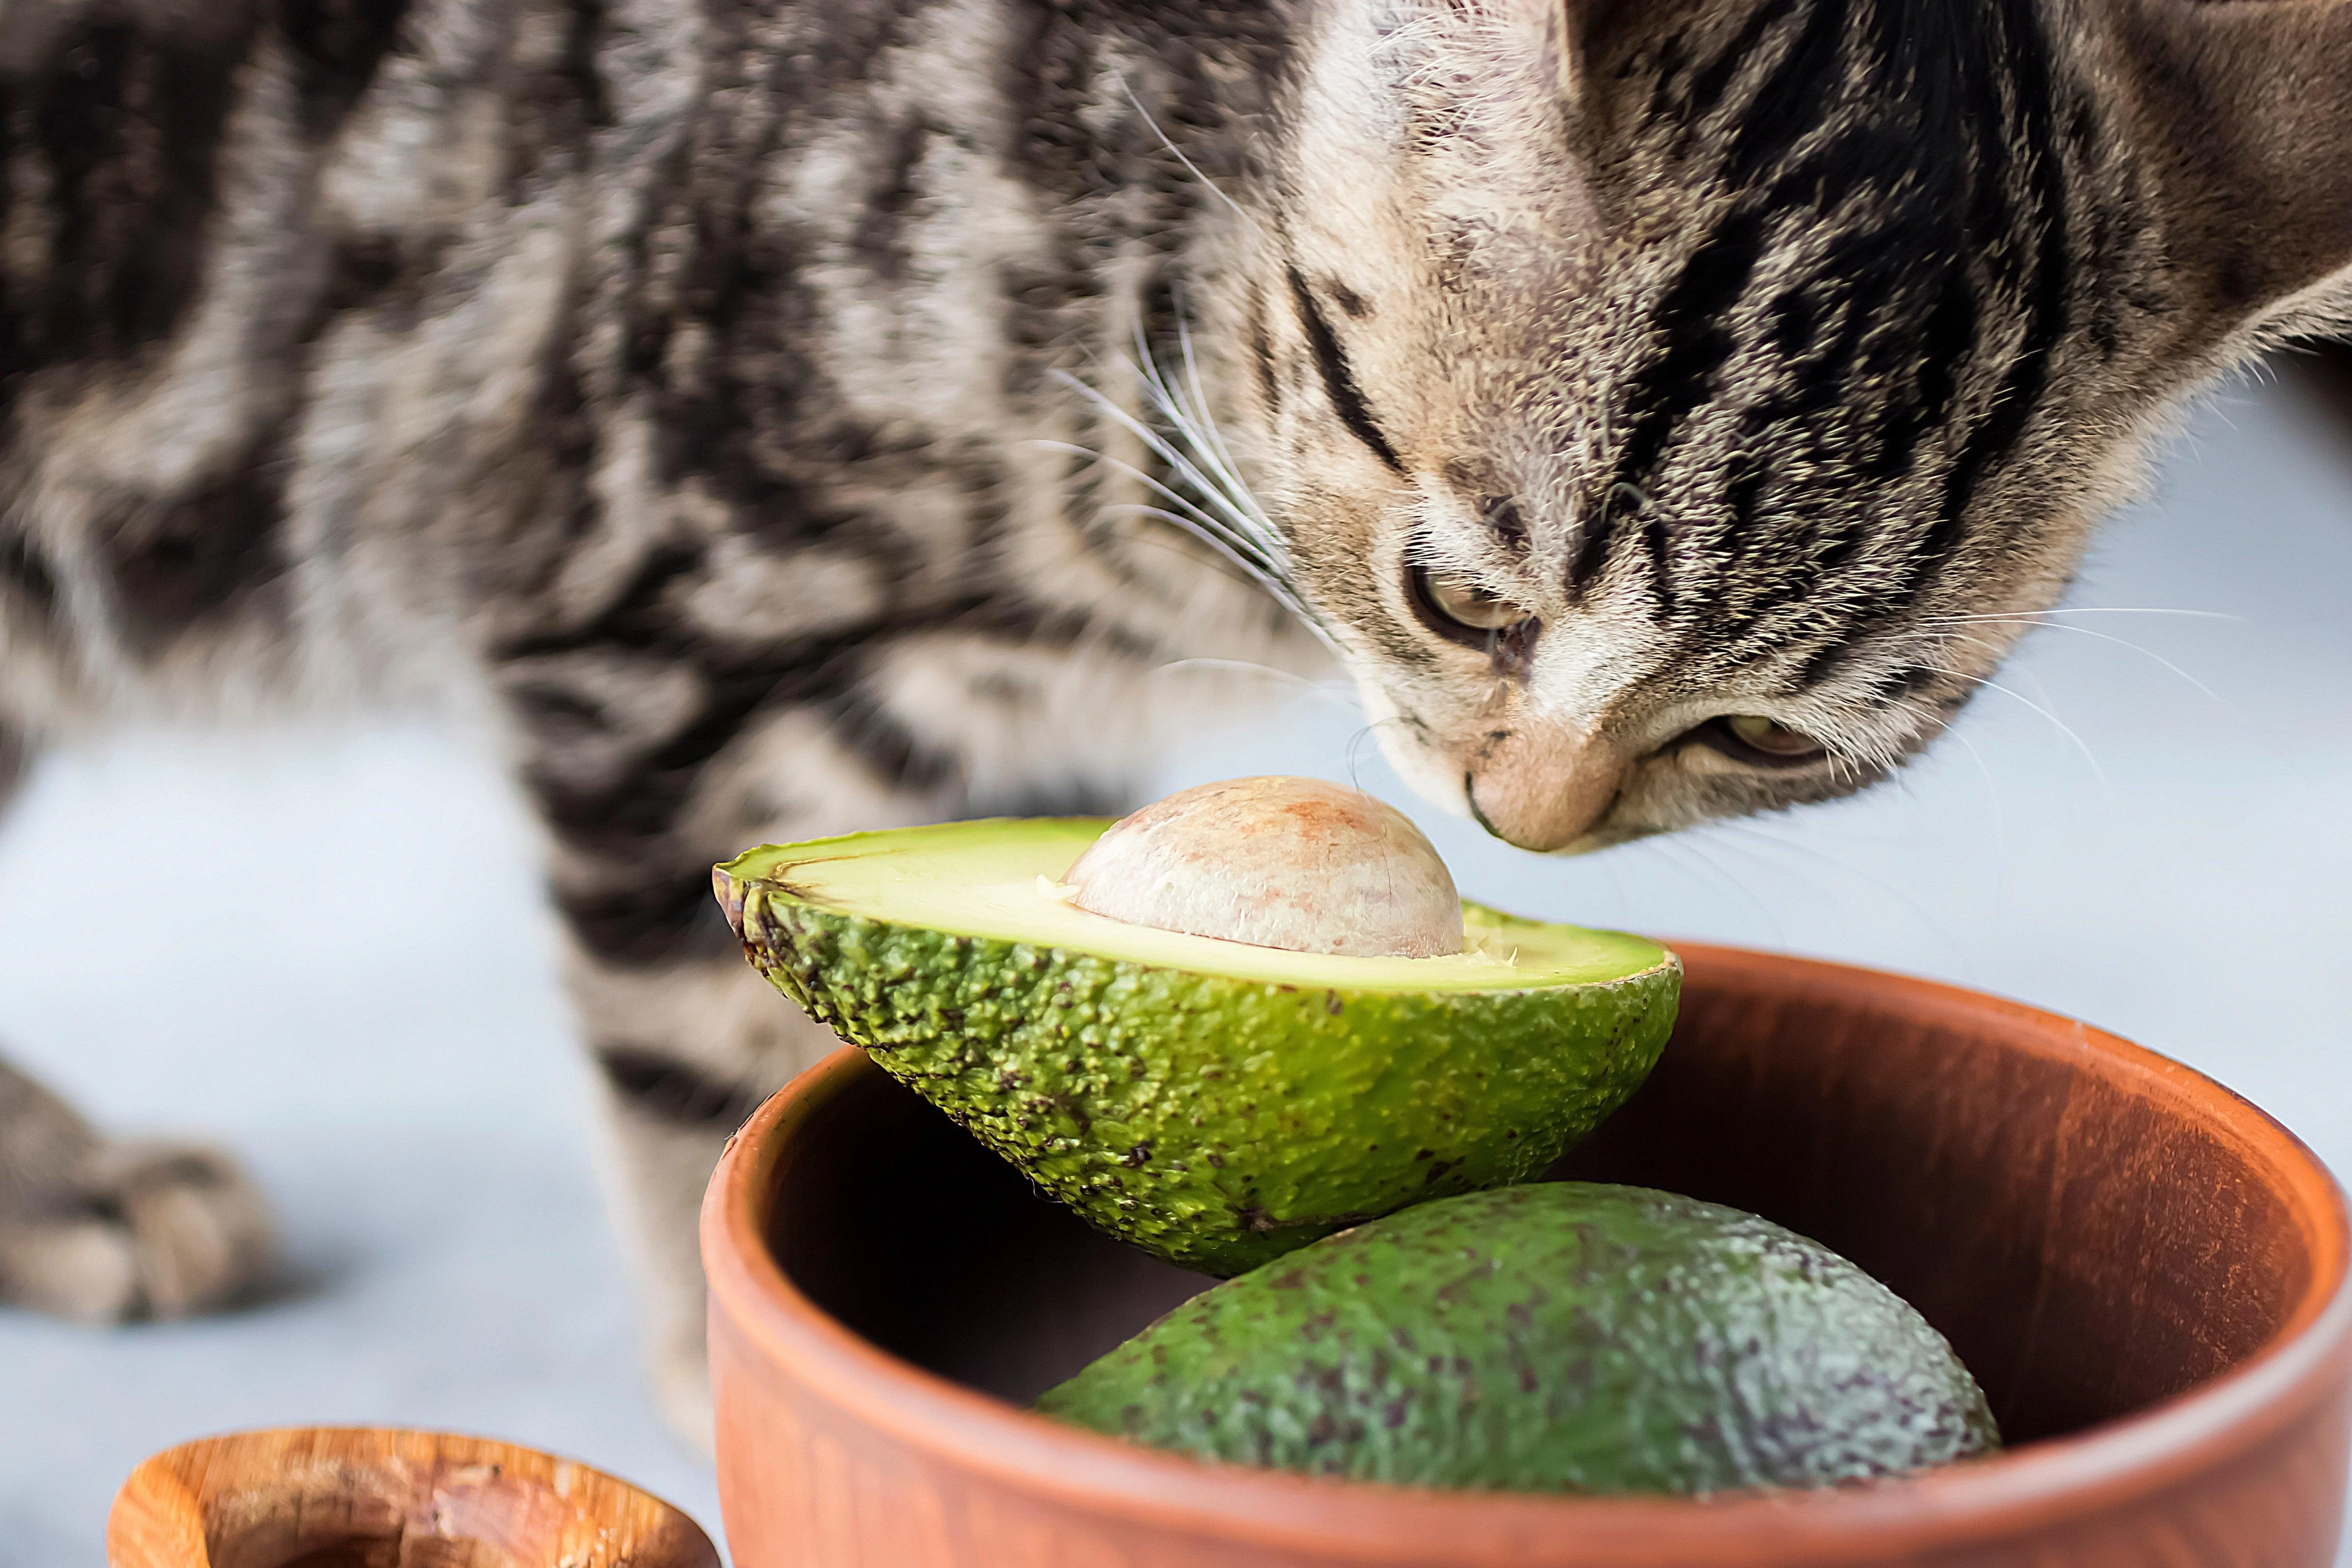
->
[716, 818, 1680, 1275]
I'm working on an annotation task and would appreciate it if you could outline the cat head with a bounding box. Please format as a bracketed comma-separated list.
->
[1212, 0, 2352, 850]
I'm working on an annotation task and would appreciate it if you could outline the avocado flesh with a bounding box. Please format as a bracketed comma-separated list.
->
[1038, 1183, 2001, 1495]
[718, 820, 1680, 1275]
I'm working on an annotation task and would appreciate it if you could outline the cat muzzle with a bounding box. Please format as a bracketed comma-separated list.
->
[1463, 730, 1624, 854]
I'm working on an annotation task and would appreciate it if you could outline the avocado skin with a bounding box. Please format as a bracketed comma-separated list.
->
[730, 882, 1678, 1275]
[1038, 1183, 2000, 1494]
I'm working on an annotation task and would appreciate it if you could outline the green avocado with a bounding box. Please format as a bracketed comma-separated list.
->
[716, 819, 1680, 1274]
[1038, 1183, 2000, 1494]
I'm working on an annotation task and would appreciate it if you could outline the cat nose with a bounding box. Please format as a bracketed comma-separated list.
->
[1463, 731, 1623, 853]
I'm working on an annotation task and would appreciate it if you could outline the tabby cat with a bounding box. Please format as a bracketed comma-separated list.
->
[1, 0, 2346, 1442]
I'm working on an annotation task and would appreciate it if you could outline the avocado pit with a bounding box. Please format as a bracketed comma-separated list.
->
[1063, 777, 1466, 960]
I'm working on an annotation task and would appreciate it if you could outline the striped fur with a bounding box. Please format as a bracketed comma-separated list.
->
[0, 0, 2346, 1440]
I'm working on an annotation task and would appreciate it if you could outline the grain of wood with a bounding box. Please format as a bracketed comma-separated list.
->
[107, 1428, 718, 1568]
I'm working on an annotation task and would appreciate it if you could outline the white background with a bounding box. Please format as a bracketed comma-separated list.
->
[1, 372, 2347, 1562]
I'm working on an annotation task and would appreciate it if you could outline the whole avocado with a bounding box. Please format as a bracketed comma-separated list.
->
[1037, 1183, 2000, 1495]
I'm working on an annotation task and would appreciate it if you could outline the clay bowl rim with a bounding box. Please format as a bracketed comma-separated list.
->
[703, 942, 2352, 1561]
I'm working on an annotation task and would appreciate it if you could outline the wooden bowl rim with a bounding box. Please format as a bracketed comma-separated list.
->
[702, 943, 2352, 1560]
[106, 1424, 719, 1568]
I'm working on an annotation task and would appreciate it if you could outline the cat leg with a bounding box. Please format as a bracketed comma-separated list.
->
[527, 706, 961, 1451]
[0, 729, 279, 1321]
[562, 943, 842, 1450]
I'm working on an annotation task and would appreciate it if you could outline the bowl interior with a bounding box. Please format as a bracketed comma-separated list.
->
[767, 948, 2333, 1447]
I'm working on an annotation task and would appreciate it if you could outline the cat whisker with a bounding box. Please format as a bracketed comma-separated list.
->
[1047, 321, 1339, 661]
[1930, 617, 2225, 706]
[1058, 388, 1248, 535]
[1148, 658, 1357, 703]
[1344, 715, 1415, 793]
[1092, 497, 1284, 575]
[1031, 441, 1256, 560]
[1029, 436, 1332, 643]
[1709, 822, 1977, 970]
[1940, 606, 2237, 621]
[1125, 323, 1290, 569]
[1607, 481, 1652, 515]
[1133, 368, 1269, 548]
[1090, 503, 1329, 608]
[1119, 78, 1252, 226]
[1367, 13, 1449, 60]
[1171, 314, 1257, 517]
[1660, 832, 1788, 947]
[1915, 662, 2111, 791]
[1795, 714, 1903, 781]
[1054, 368, 1285, 563]
[1944, 730, 2011, 909]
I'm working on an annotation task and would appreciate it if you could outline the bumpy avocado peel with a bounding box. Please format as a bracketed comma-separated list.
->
[1039, 1182, 2001, 1494]
[718, 824, 1680, 1275]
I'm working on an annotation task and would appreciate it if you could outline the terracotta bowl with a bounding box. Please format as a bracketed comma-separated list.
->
[702, 944, 2352, 1567]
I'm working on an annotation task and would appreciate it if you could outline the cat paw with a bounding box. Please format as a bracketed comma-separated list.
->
[1, 1141, 279, 1323]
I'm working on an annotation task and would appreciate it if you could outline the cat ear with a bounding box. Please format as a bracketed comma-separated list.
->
[1442, 0, 1638, 97]
[1532, 0, 1647, 102]
[2104, 0, 2352, 329]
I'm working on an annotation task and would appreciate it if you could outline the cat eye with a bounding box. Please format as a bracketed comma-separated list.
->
[1693, 714, 1829, 766]
[1406, 558, 1533, 645]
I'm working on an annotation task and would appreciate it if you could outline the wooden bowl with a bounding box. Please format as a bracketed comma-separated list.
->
[107, 1427, 718, 1568]
[702, 944, 2352, 1567]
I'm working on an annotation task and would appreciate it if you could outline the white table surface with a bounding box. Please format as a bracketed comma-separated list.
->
[2, 372, 2347, 1563]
